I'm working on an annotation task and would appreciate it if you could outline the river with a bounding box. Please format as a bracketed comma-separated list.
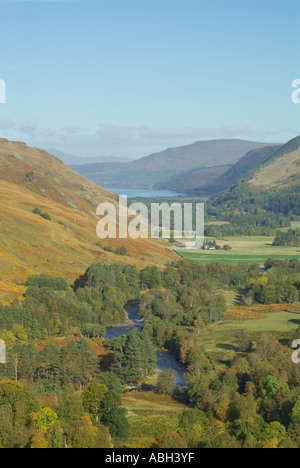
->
[105, 303, 186, 386]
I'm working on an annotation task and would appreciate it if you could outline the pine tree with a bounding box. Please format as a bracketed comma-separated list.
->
[100, 391, 129, 441]
[122, 331, 143, 385]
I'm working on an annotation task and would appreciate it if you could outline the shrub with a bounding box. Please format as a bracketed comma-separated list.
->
[115, 247, 128, 256]
[32, 208, 51, 221]
[26, 172, 34, 183]
[41, 212, 51, 221]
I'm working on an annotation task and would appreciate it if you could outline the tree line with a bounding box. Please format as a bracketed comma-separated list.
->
[1, 258, 300, 448]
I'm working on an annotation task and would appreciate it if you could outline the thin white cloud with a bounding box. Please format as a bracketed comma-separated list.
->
[39, 124, 291, 158]
[19, 118, 39, 135]
[2, 119, 296, 158]
[18, 118, 58, 138]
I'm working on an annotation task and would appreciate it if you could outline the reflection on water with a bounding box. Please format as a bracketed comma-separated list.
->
[105, 303, 143, 341]
[105, 302, 186, 387]
[157, 350, 186, 387]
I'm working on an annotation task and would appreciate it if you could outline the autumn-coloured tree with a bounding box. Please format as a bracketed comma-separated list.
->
[30, 429, 48, 449]
[31, 407, 58, 434]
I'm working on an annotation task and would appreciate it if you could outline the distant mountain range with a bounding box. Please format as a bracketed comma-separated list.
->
[69, 139, 279, 190]
[126, 139, 274, 171]
[48, 148, 133, 166]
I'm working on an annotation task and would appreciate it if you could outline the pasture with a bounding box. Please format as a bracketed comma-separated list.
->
[198, 303, 300, 353]
[176, 234, 300, 265]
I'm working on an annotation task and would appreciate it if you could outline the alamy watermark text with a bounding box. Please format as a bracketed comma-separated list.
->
[292, 79, 300, 104]
[0, 339, 6, 364]
[96, 196, 204, 249]
[0, 79, 6, 104]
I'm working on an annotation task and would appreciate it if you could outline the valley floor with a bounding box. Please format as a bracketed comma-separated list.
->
[175, 231, 300, 266]
[198, 303, 300, 353]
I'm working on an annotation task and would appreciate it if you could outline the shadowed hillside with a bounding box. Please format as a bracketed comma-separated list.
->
[190, 144, 282, 195]
[153, 165, 232, 192]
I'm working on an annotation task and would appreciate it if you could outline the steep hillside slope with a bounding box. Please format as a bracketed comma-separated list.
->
[191, 144, 282, 195]
[211, 135, 300, 216]
[248, 140, 300, 191]
[0, 138, 114, 209]
[0, 139, 175, 298]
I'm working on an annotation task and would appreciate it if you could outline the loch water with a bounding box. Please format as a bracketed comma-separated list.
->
[105, 303, 186, 386]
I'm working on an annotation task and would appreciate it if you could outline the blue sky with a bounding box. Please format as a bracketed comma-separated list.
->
[0, 0, 299, 158]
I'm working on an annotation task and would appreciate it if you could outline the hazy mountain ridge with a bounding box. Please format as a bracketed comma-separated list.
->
[189, 144, 283, 195]
[129, 139, 274, 172]
[69, 139, 278, 189]
[48, 148, 133, 165]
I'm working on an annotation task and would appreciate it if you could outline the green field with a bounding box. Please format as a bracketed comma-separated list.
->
[284, 221, 300, 230]
[197, 304, 300, 353]
[176, 234, 300, 265]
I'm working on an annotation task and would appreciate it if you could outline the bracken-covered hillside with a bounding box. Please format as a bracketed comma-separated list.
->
[0, 139, 175, 298]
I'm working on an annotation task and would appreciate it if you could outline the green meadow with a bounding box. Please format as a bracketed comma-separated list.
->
[197, 304, 300, 353]
[176, 233, 300, 265]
